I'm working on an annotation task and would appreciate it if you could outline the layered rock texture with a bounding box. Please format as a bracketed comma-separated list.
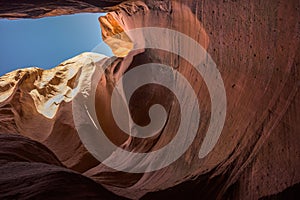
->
[0, 0, 299, 199]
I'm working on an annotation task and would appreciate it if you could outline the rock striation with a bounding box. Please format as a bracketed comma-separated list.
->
[0, 133, 124, 200]
[0, 0, 299, 199]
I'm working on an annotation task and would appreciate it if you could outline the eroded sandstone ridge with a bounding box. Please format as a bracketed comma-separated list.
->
[0, 0, 300, 199]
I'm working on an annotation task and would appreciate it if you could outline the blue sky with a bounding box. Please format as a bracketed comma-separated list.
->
[0, 13, 112, 76]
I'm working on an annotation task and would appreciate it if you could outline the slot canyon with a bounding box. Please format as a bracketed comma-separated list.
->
[0, 0, 299, 199]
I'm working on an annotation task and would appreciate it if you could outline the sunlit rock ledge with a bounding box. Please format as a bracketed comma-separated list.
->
[0, 52, 107, 119]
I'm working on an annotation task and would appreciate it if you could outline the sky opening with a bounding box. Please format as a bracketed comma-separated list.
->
[0, 13, 112, 76]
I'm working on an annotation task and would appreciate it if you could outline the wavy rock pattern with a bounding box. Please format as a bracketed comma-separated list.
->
[0, 134, 124, 200]
[0, 0, 299, 199]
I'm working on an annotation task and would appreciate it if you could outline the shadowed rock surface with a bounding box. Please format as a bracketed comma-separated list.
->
[0, 0, 299, 199]
[0, 134, 125, 200]
[0, 0, 125, 18]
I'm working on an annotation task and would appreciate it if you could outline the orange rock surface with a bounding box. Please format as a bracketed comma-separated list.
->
[0, 0, 299, 199]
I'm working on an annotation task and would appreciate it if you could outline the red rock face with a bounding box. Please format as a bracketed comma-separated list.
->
[0, 134, 124, 200]
[0, 0, 299, 199]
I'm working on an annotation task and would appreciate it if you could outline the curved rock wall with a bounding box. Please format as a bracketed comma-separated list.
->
[0, 0, 299, 199]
